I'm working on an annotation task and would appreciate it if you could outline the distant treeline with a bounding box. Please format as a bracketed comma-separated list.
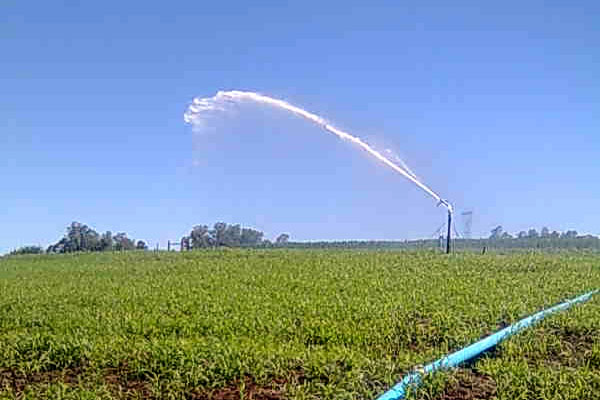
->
[7, 222, 599, 255]
[8, 222, 290, 255]
[281, 237, 600, 251]
[488, 225, 580, 241]
[8, 222, 147, 255]
[282, 230, 600, 252]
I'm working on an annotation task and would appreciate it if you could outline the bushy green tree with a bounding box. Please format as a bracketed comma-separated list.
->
[47, 223, 142, 253]
[489, 226, 503, 240]
[541, 227, 551, 238]
[528, 229, 539, 238]
[100, 231, 113, 251]
[276, 233, 290, 245]
[241, 228, 264, 246]
[190, 225, 212, 249]
[188, 223, 265, 249]
[212, 222, 228, 247]
[113, 233, 135, 251]
[224, 224, 242, 247]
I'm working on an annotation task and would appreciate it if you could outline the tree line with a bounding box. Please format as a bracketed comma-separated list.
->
[488, 226, 579, 240]
[8, 222, 290, 255]
[8, 221, 599, 256]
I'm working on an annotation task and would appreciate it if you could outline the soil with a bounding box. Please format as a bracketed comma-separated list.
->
[438, 370, 497, 400]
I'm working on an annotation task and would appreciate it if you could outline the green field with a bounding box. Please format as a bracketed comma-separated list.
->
[1, 250, 599, 399]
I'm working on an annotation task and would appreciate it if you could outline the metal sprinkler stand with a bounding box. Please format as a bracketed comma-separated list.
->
[446, 209, 452, 254]
[437, 199, 453, 254]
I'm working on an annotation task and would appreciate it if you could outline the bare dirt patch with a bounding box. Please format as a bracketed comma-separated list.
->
[0, 364, 152, 399]
[190, 368, 306, 400]
[0, 364, 306, 400]
[191, 377, 285, 400]
[438, 370, 497, 400]
[103, 363, 154, 399]
[0, 367, 82, 393]
[540, 327, 597, 368]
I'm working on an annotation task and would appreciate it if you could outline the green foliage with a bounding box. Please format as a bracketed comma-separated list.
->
[490, 225, 503, 240]
[9, 246, 44, 255]
[112, 233, 135, 251]
[276, 233, 290, 245]
[46, 223, 142, 254]
[283, 235, 600, 252]
[0, 251, 598, 399]
[186, 222, 265, 249]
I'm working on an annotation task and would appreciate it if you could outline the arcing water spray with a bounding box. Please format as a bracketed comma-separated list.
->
[184, 90, 453, 214]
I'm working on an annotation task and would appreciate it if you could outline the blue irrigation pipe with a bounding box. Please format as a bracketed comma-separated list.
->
[376, 289, 599, 400]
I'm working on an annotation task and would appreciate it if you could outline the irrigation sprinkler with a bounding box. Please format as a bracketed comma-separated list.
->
[446, 209, 452, 254]
[185, 91, 456, 251]
[437, 199, 453, 254]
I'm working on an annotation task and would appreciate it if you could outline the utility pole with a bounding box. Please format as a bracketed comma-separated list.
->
[461, 211, 473, 239]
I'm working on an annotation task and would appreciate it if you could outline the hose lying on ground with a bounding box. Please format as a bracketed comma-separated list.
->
[376, 289, 599, 400]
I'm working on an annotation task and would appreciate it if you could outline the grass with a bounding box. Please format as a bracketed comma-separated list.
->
[0, 250, 599, 399]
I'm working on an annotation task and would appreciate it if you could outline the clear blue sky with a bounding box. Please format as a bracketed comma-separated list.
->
[2, 1, 599, 253]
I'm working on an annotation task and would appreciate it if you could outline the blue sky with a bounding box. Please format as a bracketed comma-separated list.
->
[2, 1, 599, 253]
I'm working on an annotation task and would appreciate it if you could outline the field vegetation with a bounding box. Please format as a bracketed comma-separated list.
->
[0, 250, 599, 399]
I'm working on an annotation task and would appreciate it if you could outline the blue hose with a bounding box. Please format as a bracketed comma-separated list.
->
[376, 289, 599, 400]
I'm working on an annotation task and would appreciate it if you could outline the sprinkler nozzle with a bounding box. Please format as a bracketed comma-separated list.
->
[437, 199, 453, 212]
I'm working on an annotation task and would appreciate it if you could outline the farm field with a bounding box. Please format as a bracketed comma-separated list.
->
[0, 250, 599, 400]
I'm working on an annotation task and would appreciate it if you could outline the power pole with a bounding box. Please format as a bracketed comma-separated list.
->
[461, 211, 473, 239]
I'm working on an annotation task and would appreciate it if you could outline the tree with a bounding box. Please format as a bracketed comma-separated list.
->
[517, 231, 527, 239]
[276, 233, 290, 245]
[47, 238, 67, 254]
[47, 224, 138, 254]
[489, 226, 503, 240]
[87, 230, 101, 251]
[528, 229, 539, 238]
[181, 236, 191, 251]
[224, 224, 242, 247]
[113, 233, 135, 251]
[541, 227, 550, 238]
[100, 231, 113, 251]
[189, 223, 265, 249]
[550, 231, 560, 239]
[241, 228, 264, 246]
[562, 230, 578, 239]
[501, 232, 513, 239]
[136, 240, 148, 250]
[212, 222, 228, 247]
[51, 222, 101, 252]
[67, 222, 84, 252]
[190, 225, 212, 249]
